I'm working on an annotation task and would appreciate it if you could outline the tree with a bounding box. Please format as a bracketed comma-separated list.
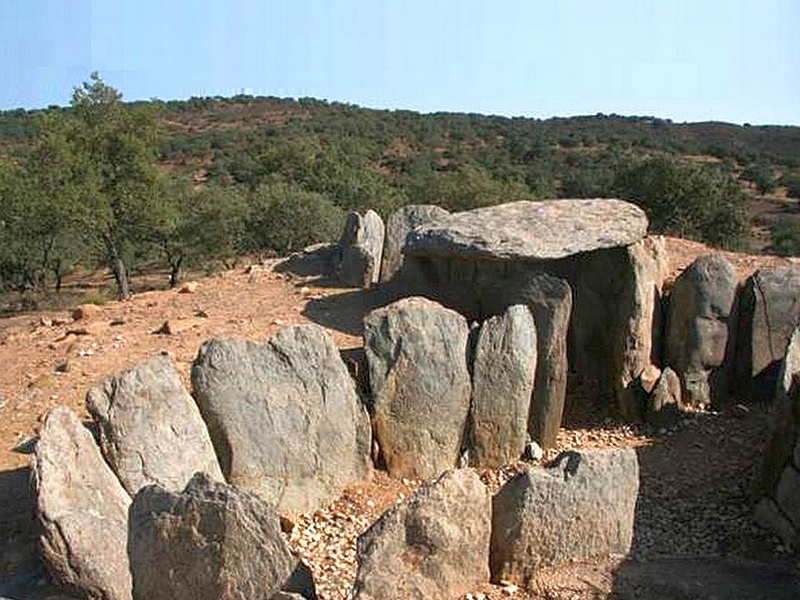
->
[614, 157, 749, 249]
[246, 180, 345, 254]
[65, 72, 165, 297]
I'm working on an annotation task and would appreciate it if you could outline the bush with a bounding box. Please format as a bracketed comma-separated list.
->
[247, 182, 345, 254]
[613, 157, 749, 249]
[770, 221, 800, 256]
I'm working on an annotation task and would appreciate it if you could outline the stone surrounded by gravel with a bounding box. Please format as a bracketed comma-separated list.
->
[470, 305, 537, 467]
[128, 473, 314, 600]
[404, 199, 648, 261]
[32, 405, 132, 600]
[490, 448, 639, 587]
[614, 236, 670, 418]
[191, 324, 371, 514]
[646, 367, 684, 427]
[353, 469, 491, 600]
[363, 297, 471, 480]
[735, 265, 800, 401]
[380, 204, 450, 283]
[665, 254, 738, 407]
[86, 355, 223, 496]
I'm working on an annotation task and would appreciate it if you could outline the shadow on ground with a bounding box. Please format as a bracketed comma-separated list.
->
[302, 283, 406, 338]
[609, 409, 800, 599]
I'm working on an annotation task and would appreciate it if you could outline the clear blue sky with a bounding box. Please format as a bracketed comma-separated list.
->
[2, 0, 798, 124]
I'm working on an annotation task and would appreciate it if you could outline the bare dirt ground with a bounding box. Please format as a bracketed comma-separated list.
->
[1, 237, 799, 599]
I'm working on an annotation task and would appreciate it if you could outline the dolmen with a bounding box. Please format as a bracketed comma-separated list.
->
[392, 199, 666, 419]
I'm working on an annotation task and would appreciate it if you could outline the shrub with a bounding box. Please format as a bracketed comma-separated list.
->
[247, 182, 345, 254]
[613, 157, 749, 249]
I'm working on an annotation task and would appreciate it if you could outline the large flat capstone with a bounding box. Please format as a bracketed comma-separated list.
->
[404, 199, 648, 261]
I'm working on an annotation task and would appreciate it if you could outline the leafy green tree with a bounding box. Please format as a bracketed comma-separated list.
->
[613, 157, 749, 249]
[405, 164, 531, 212]
[65, 72, 165, 297]
[153, 181, 249, 283]
[246, 181, 345, 254]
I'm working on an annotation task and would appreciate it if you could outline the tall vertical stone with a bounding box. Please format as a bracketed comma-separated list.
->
[191, 325, 371, 513]
[86, 355, 223, 496]
[665, 254, 738, 407]
[735, 265, 800, 401]
[364, 297, 471, 479]
[380, 204, 450, 283]
[470, 305, 537, 467]
[32, 406, 132, 600]
[337, 210, 385, 287]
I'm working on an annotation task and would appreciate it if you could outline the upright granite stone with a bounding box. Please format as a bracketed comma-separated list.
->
[32, 406, 132, 600]
[486, 272, 573, 449]
[380, 204, 450, 283]
[337, 210, 385, 287]
[353, 469, 491, 600]
[469, 305, 537, 467]
[615, 236, 669, 417]
[736, 265, 800, 401]
[191, 325, 371, 513]
[490, 448, 639, 587]
[405, 199, 648, 261]
[665, 254, 738, 407]
[364, 297, 471, 479]
[129, 473, 315, 600]
[86, 355, 223, 496]
[753, 328, 800, 500]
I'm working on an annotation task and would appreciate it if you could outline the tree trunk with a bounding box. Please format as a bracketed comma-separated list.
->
[112, 256, 131, 299]
[106, 238, 131, 299]
[169, 256, 183, 288]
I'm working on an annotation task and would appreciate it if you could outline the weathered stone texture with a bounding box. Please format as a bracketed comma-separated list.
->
[380, 204, 450, 283]
[735, 265, 800, 401]
[490, 448, 639, 586]
[405, 199, 648, 261]
[364, 297, 471, 479]
[191, 324, 371, 513]
[469, 305, 537, 467]
[665, 254, 738, 407]
[32, 406, 132, 600]
[337, 210, 385, 287]
[129, 473, 314, 600]
[353, 469, 491, 600]
[86, 355, 222, 496]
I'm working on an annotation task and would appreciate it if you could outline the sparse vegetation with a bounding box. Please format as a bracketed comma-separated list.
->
[1, 76, 798, 303]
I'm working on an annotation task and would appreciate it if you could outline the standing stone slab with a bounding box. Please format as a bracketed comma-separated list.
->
[353, 469, 491, 600]
[754, 329, 800, 499]
[32, 406, 132, 600]
[338, 210, 385, 287]
[490, 448, 639, 587]
[736, 265, 800, 401]
[504, 273, 572, 450]
[380, 204, 450, 283]
[86, 355, 223, 496]
[364, 297, 471, 479]
[470, 305, 537, 467]
[665, 254, 738, 407]
[191, 325, 371, 514]
[615, 236, 669, 418]
[129, 473, 314, 600]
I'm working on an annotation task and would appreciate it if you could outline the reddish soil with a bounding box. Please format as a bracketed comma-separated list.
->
[0, 237, 799, 599]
